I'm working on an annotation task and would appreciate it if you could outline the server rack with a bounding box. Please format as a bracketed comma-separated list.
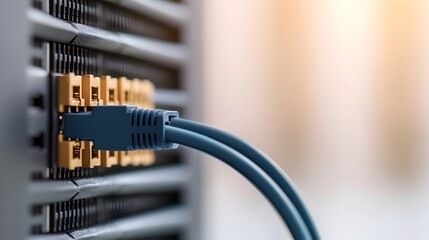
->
[0, 0, 202, 239]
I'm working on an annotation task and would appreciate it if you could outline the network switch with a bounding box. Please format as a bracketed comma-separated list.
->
[2, 0, 198, 238]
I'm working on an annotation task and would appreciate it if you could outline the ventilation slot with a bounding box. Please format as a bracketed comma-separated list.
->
[47, 194, 178, 233]
[31, 133, 45, 149]
[31, 94, 44, 110]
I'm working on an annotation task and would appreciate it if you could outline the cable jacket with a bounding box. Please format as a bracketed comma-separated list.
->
[171, 118, 319, 240]
[165, 126, 312, 240]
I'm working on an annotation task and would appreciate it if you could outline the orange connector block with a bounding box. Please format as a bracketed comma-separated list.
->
[100, 150, 119, 167]
[57, 134, 83, 170]
[100, 75, 119, 105]
[82, 74, 103, 107]
[118, 77, 131, 105]
[58, 73, 85, 112]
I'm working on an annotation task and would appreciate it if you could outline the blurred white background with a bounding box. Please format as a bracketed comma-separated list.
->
[198, 0, 429, 239]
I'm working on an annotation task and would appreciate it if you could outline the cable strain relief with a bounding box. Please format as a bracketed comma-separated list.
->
[129, 107, 179, 150]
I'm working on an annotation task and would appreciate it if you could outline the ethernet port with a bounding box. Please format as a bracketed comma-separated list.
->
[82, 75, 102, 106]
[101, 76, 118, 105]
[58, 134, 83, 170]
[118, 77, 131, 105]
[58, 73, 85, 112]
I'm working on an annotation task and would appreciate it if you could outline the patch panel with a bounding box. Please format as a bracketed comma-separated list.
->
[2, 0, 198, 238]
[57, 73, 156, 170]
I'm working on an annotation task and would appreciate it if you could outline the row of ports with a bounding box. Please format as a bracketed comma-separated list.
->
[58, 135, 155, 169]
[58, 72, 154, 112]
[57, 73, 155, 170]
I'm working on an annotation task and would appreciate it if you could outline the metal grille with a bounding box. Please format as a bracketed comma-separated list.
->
[52, 42, 99, 76]
[100, 2, 180, 42]
[51, 43, 179, 89]
[49, 193, 179, 233]
[50, 0, 179, 41]
[50, 0, 98, 25]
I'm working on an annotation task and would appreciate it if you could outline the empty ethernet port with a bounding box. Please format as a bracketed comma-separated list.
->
[31, 133, 44, 149]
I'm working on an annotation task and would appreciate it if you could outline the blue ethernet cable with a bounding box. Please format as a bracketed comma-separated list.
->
[170, 118, 320, 240]
[164, 126, 311, 240]
[62, 105, 317, 240]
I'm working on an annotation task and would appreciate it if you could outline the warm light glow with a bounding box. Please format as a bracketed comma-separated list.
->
[202, 0, 429, 239]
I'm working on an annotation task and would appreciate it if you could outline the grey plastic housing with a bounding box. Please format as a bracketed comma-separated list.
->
[63, 105, 179, 151]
